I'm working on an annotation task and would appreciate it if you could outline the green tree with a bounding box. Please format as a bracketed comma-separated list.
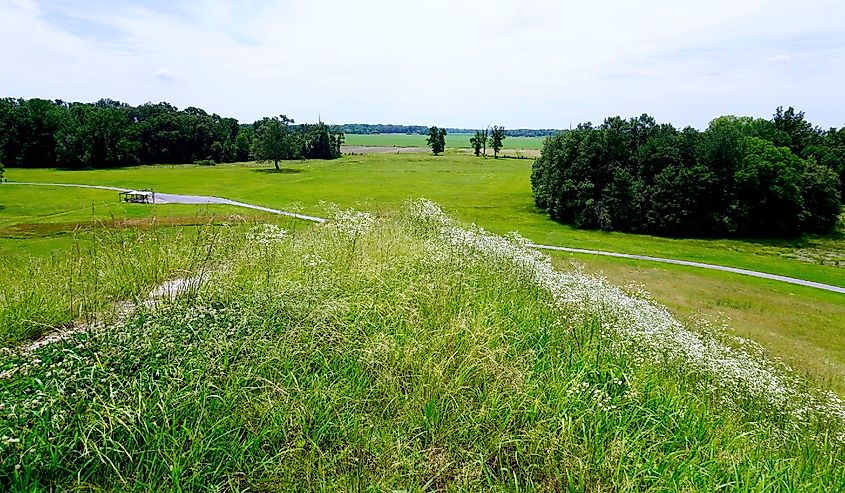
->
[772, 106, 818, 155]
[300, 122, 344, 159]
[426, 126, 447, 155]
[731, 137, 805, 235]
[798, 156, 842, 232]
[470, 129, 487, 157]
[490, 125, 506, 158]
[252, 115, 298, 169]
[235, 127, 255, 161]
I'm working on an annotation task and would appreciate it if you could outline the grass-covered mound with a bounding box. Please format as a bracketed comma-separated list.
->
[1, 201, 843, 491]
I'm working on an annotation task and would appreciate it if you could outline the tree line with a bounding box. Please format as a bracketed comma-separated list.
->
[531, 108, 844, 237]
[342, 123, 559, 137]
[0, 98, 344, 169]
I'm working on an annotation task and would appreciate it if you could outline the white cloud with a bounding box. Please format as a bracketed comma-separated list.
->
[0, 0, 843, 128]
[767, 54, 792, 64]
[154, 68, 175, 81]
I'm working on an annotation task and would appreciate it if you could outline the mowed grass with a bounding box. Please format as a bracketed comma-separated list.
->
[0, 185, 274, 260]
[343, 132, 547, 149]
[1, 206, 843, 491]
[5, 155, 842, 287]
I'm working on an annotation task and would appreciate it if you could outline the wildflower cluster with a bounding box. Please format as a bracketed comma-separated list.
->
[247, 223, 288, 246]
[330, 209, 376, 238]
[405, 198, 845, 441]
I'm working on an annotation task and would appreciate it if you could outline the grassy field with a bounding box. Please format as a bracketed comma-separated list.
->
[6, 156, 842, 287]
[1, 204, 843, 490]
[343, 133, 547, 149]
[3, 152, 845, 391]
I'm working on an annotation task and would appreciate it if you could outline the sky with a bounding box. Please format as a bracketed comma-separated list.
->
[1, 0, 844, 129]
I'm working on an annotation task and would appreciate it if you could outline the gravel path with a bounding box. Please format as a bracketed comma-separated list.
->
[5, 181, 842, 294]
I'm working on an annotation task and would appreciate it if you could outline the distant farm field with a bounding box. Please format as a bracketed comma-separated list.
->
[343, 133, 547, 149]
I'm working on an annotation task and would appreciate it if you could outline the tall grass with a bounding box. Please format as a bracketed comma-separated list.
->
[0, 202, 843, 491]
[0, 220, 250, 345]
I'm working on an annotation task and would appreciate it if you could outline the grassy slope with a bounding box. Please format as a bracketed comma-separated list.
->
[0, 195, 294, 344]
[3, 155, 844, 389]
[553, 252, 845, 393]
[343, 133, 546, 149]
[1, 208, 843, 491]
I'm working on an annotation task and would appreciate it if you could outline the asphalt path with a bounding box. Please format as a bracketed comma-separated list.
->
[4, 181, 842, 294]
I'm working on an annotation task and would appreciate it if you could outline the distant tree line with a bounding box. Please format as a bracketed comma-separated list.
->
[531, 108, 844, 237]
[341, 124, 430, 135]
[341, 123, 560, 137]
[0, 98, 343, 169]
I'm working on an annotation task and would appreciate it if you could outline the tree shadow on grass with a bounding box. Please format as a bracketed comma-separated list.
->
[251, 168, 303, 175]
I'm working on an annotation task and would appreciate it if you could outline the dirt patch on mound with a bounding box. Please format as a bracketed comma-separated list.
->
[1, 214, 267, 238]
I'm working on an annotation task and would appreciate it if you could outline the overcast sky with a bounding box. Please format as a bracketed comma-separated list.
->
[2, 0, 844, 129]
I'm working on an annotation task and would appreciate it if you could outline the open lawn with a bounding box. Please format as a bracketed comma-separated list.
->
[343, 133, 547, 149]
[3, 152, 844, 391]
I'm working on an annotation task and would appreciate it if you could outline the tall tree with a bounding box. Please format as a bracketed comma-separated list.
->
[252, 115, 298, 169]
[235, 126, 255, 161]
[490, 125, 506, 158]
[299, 122, 344, 159]
[426, 126, 447, 155]
[470, 129, 487, 157]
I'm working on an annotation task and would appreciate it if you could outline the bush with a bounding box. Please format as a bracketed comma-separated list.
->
[194, 159, 215, 166]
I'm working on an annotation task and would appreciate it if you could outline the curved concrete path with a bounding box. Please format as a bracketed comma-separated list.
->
[3, 181, 325, 223]
[4, 181, 842, 294]
[533, 244, 845, 294]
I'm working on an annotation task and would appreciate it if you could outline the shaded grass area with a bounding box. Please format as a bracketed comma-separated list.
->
[551, 252, 845, 394]
[1, 207, 842, 491]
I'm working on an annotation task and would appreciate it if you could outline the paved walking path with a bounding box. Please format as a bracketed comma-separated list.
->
[5, 181, 842, 294]
[3, 181, 325, 223]
[532, 244, 845, 294]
